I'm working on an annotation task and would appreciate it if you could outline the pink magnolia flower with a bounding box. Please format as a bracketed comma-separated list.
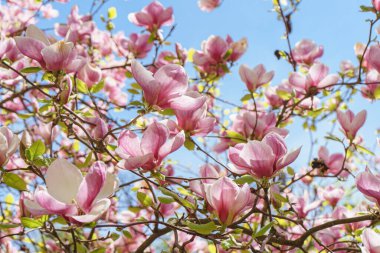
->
[337, 109, 366, 140]
[289, 63, 339, 94]
[356, 170, 380, 206]
[373, 0, 380, 11]
[365, 44, 380, 72]
[318, 146, 344, 175]
[291, 39, 324, 65]
[89, 117, 109, 141]
[226, 35, 248, 62]
[77, 61, 102, 88]
[198, 0, 221, 12]
[23, 159, 118, 223]
[131, 60, 206, 110]
[361, 228, 380, 253]
[239, 64, 274, 91]
[362, 69, 380, 99]
[318, 186, 344, 207]
[290, 191, 321, 219]
[189, 164, 224, 197]
[228, 132, 301, 179]
[120, 33, 153, 59]
[174, 92, 215, 136]
[0, 38, 20, 61]
[116, 121, 185, 171]
[128, 1, 174, 31]
[204, 176, 253, 225]
[0, 126, 19, 167]
[15, 25, 82, 72]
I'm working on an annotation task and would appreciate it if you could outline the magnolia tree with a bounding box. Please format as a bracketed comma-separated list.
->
[1, 0, 380, 252]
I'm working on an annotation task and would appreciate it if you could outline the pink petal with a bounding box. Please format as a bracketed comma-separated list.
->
[70, 199, 111, 223]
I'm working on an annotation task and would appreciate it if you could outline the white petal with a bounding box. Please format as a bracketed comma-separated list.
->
[70, 198, 111, 223]
[46, 159, 83, 204]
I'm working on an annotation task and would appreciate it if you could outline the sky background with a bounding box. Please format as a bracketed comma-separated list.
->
[37, 0, 380, 178]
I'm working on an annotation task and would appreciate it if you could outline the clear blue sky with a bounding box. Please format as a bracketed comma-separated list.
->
[40, 0, 380, 175]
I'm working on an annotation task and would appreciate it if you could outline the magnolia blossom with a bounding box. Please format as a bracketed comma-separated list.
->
[0, 126, 19, 167]
[373, 0, 380, 11]
[337, 109, 366, 140]
[15, 25, 82, 72]
[228, 132, 301, 178]
[318, 186, 344, 206]
[318, 146, 344, 175]
[361, 228, 380, 253]
[128, 1, 174, 31]
[290, 191, 321, 219]
[291, 39, 323, 65]
[204, 177, 253, 225]
[77, 61, 102, 88]
[174, 92, 216, 136]
[193, 35, 247, 75]
[120, 33, 153, 59]
[23, 159, 118, 223]
[289, 63, 339, 94]
[189, 164, 224, 197]
[356, 170, 380, 206]
[365, 44, 380, 73]
[116, 121, 185, 171]
[131, 60, 206, 110]
[239, 64, 274, 91]
[198, 0, 221, 12]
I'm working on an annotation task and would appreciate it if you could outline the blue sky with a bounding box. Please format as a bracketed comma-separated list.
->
[40, 0, 380, 175]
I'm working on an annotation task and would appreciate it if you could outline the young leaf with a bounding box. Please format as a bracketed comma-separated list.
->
[185, 221, 217, 235]
[21, 217, 43, 228]
[2, 173, 27, 191]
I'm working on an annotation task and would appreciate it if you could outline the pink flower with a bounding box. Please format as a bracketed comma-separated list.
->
[290, 191, 321, 219]
[174, 92, 216, 136]
[131, 60, 206, 110]
[337, 109, 366, 140]
[291, 39, 324, 65]
[289, 63, 339, 94]
[226, 35, 248, 62]
[318, 146, 344, 175]
[318, 186, 344, 207]
[90, 117, 109, 141]
[365, 44, 380, 72]
[116, 121, 185, 171]
[0, 38, 20, 62]
[373, 0, 380, 11]
[128, 1, 174, 31]
[77, 61, 102, 88]
[198, 0, 221, 12]
[120, 33, 153, 59]
[239, 64, 274, 91]
[15, 25, 82, 72]
[0, 127, 19, 167]
[204, 177, 253, 225]
[356, 170, 380, 206]
[23, 159, 118, 223]
[361, 228, 380, 253]
[189, 164, 224, 197]
[228, 132, 301, 178]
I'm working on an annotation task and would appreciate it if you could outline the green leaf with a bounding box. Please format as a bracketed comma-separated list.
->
[273, 193, 287, 203]
[76, 79, 89, 94]
[185, 221, 217, 235]
[78, 152, 93, 168]
[21, 67, 41, 74]
[360, 5, 375, 12]
[90, 80, 105, 93]
[21, 217, 43, 228]
[27, 139, 46, 161]
[356, 145, 375, 156]
[287, 167, 295, 176]
[184, 138, 195, 150]
[276, 89, 292, 100]
[234, 175, 256, 185]
[325, 134, 341, 143]
[108, 7, 117, 19]
[122, 230, 132, 238]
[159, 187, 195, 209]
[252, 221, 275, 238]
[110, 233, 120, 241]
[2, 173, 27, 191]
[137, 191, 154, 207]
[225, 130, 246, 143]
[127, 88, 140, 95]
[158, 196, 175, 204]
[240, 94, 251, 102]
[0, 223, 20, 229]
[17, 113, 34, 119]
[90, 248, 106, 253]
